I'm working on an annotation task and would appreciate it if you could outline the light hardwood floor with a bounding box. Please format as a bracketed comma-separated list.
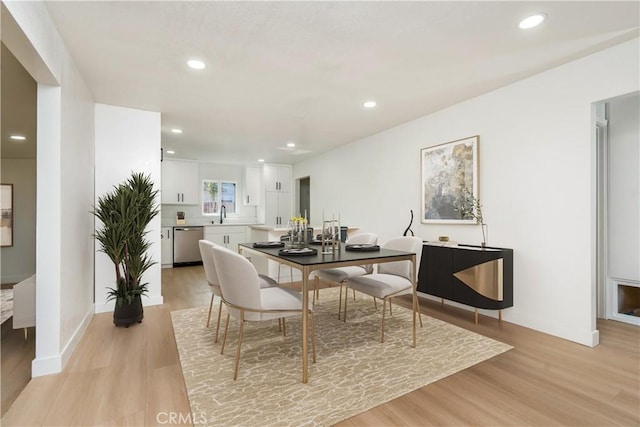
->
[2, 265, 639, 426]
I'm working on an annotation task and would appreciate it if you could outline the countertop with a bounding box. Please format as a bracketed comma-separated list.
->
[250, 224, 360, 232]
[162, 222, 261, 228]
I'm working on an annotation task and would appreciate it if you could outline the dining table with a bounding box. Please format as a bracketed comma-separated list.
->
[238, 242, 419, 383]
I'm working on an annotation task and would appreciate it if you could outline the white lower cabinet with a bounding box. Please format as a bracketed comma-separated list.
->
[161, 227, 173, 267]
[204, 225, 246, 250]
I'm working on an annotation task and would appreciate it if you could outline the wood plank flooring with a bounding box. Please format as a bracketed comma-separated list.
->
[1, 317, 35, 417]
[2, 265, 639, 426]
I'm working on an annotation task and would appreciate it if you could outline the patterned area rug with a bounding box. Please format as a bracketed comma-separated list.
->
[1, 288, 13, 324]
[171, 287, 512, 427]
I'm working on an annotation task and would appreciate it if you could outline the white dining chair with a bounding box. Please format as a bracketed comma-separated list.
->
[345, 236, 424, 343]
[211, 244, 316, 380]
[199, 240, 277, 343]
[314, 232, 378, 319]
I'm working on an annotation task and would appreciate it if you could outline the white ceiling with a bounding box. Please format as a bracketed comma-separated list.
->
[16, 2, 640, 164]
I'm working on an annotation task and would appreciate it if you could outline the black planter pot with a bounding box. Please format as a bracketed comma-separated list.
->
[113, 295, 144, 327]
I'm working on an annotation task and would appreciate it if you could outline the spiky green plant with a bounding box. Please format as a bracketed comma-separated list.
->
[93, 172, 159, 306]
[455, 188, 486, 246]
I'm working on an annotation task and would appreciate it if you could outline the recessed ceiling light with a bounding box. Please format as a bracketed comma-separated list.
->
[166, 150, 175, 154]
[10, 135, 26, 141]
[258, 159, 265, 163]
[286, 142, 296, 148]
[171, 128, 183, 134]
[187, 59, 206, 70]
[363, 101, 377, 108]
[518, 13, 546, 29]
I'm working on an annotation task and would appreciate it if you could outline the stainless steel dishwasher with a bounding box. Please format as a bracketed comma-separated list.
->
[173, 226, 204, 266]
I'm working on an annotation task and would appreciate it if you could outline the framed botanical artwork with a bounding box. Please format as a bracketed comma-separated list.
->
[421, 136, 479, 224]
[1, 184, 13, 247]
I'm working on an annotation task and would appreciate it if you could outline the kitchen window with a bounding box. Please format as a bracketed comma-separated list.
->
[202, 180, 236, 215]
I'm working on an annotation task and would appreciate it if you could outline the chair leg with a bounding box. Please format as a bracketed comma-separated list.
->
[389, 300, 393, 316]
[343, 286, 348, 322]
[313, 276, 319, 306]
[310, 310, 317, 363]
[221, 313, 230, 355]
[233, 313, 245, 380]
[353, 289, 356, 300]
[206, 294, 215, 327]
[214, 302, 224, 343]
[415, 295, 423, 327]
[338, 285, 343, 319]
[373, 296, 377, 309]
[282, 317, 286, 336]
[380, 298, 386, 343]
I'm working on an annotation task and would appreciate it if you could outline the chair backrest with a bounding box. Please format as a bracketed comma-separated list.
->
[210, 245, 263, 313]
[347, 233, 378, 273]
[378, 236, 423, 280]
[199, 240, 219, 286]
[346, 232, 378, 246]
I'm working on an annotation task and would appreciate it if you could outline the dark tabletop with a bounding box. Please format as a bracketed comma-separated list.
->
[239, 242, 415, 266]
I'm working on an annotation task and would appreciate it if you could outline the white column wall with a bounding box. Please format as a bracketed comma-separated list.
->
[94, 104, 163, 313]
[294, 38, 640, 347]
[3, 0, 96, 376]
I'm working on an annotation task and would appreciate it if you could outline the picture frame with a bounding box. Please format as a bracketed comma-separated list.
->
[1, 184, 13, 247]
[421, 136, 479, 224]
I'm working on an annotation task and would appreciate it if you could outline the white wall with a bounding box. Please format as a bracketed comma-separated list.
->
[95, 103, 163, 313]
[294, 38, 640, 347]
[2, 1, 96, 376]
[0, 159, 36, 283]
[607, 93, 639, 282]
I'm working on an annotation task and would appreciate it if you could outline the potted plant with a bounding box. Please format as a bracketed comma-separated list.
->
[92, 172, 159, 326]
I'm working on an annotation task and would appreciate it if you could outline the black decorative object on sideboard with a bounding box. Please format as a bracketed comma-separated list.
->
[418, 243, 513, 324]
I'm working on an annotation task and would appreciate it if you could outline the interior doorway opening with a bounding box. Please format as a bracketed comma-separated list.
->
[594, 91, 640, 327]
[297, 176, 310, 223]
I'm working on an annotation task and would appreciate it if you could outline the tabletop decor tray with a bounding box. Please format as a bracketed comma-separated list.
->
[345, 244, 380, 252]
[253, 241, 285, 248]
[278, 247, 318, 256]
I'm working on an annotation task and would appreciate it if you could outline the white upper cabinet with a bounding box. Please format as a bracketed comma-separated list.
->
[264, 164, 291, 192]
[262, 164, 292, 227]
[161, 160, 199, 204]
[243, 166, 262, 206]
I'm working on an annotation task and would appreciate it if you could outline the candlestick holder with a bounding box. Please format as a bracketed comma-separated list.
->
[321, 218, 341, 254]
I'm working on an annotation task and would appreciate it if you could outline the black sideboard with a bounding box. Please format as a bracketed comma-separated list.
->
[418, 243, 513, 323]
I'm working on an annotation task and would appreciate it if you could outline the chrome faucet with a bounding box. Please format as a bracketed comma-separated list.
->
[219, 205, 226, 224]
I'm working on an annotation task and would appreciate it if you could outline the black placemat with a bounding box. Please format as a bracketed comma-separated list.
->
[345, 244, 380, 252]
[253, 241, 285, 248]
[278, 247, 318, 256]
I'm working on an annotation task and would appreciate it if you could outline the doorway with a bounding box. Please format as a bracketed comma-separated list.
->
[0, 42, 38, 416]
[298, 176, 310, 223]
[594, 92, 640, 326]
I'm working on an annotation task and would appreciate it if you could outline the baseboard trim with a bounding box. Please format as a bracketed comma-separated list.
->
[31, 305, 94, 377]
